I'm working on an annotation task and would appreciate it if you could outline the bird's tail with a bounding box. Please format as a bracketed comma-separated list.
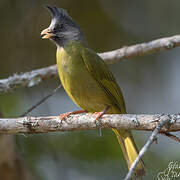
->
[112, 128, 145, 178]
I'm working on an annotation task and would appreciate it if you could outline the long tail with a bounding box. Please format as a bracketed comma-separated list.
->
[112, 128, 145, 178]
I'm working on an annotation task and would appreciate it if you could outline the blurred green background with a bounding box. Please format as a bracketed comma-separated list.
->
[0, 0, 180, 179]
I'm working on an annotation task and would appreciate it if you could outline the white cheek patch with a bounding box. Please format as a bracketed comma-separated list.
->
[49, 18, 56, 29]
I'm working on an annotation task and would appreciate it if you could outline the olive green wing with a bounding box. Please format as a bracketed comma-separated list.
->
[81, 47, 126, 113]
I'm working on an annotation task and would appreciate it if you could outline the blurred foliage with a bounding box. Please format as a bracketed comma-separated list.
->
[1, 0, 180, 179]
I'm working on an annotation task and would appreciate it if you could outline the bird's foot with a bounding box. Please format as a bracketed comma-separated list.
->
[59, 110, 86, 122]
[93, 106, 109, 136]
[94, 112, 105, 121]
[93, 106, 110, 121]
[60, 112, 73, 121]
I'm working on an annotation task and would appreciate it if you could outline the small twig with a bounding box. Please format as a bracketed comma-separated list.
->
[20, 85, 62, 117]
[124, 115, 171, 180]
[160, 132, 180, 143]
[1, 34, 180, 94]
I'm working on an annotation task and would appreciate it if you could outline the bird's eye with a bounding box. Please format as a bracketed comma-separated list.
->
[59, 24, 63, 29]
[53, 24, 64, 32]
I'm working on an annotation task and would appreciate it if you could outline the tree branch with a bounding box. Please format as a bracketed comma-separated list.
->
[124, 115, 171, 180]
[0, 113, 179, 134]
[160, 131, 180, 143]
[1, 34, 180, 94]
[0, 65, 58, 93]
[19, 85, 62, 117]
[101, 34, 180, 63]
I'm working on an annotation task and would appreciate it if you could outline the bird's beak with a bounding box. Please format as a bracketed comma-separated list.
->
[41, 28, 55, 39]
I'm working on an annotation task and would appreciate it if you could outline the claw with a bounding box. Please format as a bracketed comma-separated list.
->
[93, 106, 109, 137]
[59, 112, 72, 122]
[93, 106, 110, 121]
[94, 112, 105, 121]
[59, 110, 87, 123]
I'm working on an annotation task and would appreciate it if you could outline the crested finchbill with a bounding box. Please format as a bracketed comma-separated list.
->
[41, 5, 145, 178]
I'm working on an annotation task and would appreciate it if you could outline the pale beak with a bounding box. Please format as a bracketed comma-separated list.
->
[41, 28, 55, 39]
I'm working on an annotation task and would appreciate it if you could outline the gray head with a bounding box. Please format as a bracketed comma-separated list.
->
[41, 5, 87, 47]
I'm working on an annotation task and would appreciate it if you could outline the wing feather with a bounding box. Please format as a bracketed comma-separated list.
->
[81, 48, 126, 113]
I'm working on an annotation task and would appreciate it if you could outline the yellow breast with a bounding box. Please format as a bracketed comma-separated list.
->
[56, 42, 109, 112]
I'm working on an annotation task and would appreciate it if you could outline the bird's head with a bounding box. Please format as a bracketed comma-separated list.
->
[41, 5, 87, 47]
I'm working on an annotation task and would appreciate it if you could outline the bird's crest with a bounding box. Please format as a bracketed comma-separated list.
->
[44, 5, 69, 19]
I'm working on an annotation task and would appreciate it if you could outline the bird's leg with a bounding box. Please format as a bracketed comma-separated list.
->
[94, 106, 110, 120]
[60, 110, 87, 121]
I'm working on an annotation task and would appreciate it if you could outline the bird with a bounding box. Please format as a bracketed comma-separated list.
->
[41, 5, 145, 178]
